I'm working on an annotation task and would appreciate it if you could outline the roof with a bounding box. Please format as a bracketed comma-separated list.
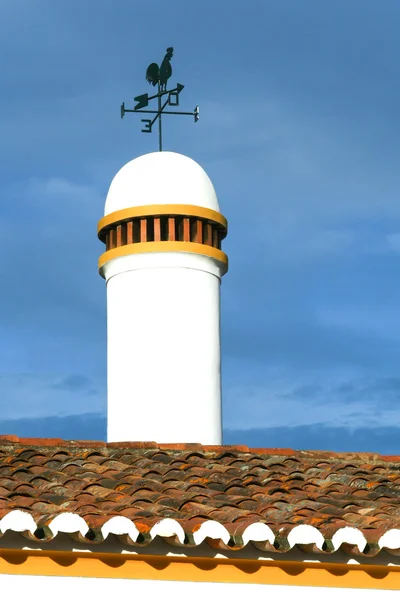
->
[1, 436, 400, 557]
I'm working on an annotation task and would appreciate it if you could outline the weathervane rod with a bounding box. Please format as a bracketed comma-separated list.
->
[157, 81, 162, 152]
[120, 46, 199, 151]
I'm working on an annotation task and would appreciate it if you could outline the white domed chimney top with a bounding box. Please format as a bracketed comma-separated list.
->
[105, 151, 220, 215]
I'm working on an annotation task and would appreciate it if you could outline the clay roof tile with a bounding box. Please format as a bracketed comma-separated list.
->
[0, 438, 400, 554]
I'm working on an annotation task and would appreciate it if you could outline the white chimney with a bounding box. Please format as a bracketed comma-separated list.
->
[98, 152, 228, 444]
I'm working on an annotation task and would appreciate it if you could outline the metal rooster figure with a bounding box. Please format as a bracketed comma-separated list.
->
[121, 47, 199, 151]
[146, 46, 174, 91]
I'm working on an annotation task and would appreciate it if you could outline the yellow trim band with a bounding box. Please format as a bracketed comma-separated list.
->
[98, 204, 227, 237]
[98, 241, 228, 271]
[1, 550, 400, 589]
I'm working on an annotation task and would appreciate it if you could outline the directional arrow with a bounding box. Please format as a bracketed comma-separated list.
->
[121, 74, 197, 151]
[134, 93, 149, 110]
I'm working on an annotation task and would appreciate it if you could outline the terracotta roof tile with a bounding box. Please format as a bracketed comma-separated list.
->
[1, 438, 400, 554]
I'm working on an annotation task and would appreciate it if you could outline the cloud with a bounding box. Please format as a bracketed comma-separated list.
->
[223, 368, 400, 431]
[0, 413, 106, 442]
[225, 424, 400, 455]
[1, 412, 399, 456]
[0, 374, 104, 421]
[316, 306, 400, 342]
[0, 175, 106, 418]
[200, 94, 400, 277]
[386, 232, 400, 253]
[0, 175, 104, 333]
[50, 375, 95, 393]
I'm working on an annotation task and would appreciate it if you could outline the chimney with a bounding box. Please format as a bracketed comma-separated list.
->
[97, 151, 228, 444]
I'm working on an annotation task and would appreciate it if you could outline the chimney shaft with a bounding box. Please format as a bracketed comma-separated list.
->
[98, 152, 228, 444]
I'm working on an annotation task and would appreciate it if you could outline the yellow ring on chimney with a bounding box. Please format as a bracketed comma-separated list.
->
[98, 204, 227, 240]
[98, 241, 228, 273]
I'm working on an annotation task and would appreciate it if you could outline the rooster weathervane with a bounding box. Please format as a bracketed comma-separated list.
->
[121, 47, 199, 151]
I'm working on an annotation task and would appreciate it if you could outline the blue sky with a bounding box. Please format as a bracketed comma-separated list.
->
[1, 0, 400, 452]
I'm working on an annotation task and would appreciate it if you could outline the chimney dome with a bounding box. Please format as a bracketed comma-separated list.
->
[105, 151, 220, 215]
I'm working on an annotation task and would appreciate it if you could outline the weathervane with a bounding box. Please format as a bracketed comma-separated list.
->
[121, 47, 199, 151]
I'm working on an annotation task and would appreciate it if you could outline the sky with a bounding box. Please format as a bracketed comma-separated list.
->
[1, 0, 400, 452]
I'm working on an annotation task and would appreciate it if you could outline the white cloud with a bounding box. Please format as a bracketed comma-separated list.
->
[0, 175, 106, 420]
[261, 226, 356, 263]
[202, 93, 400, 267]
[224, 367, 400, 431]
[15, 176, 102, 220]
[386, 232, 400, 253]
[316, 306, 400, 341]
[206, 94, 400, 222]
[0, 373, 104, 420]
